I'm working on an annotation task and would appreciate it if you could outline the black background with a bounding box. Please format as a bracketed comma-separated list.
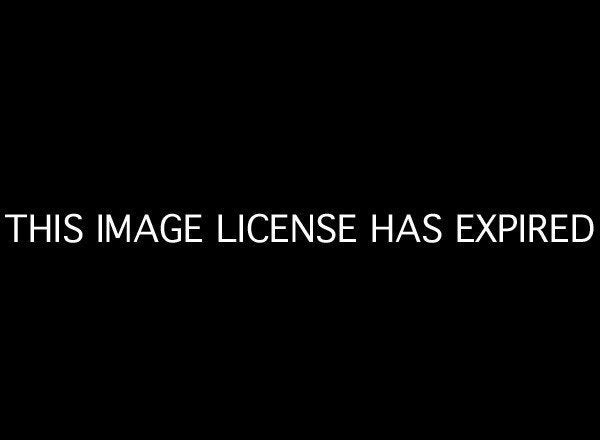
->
[1, 6, 597, 434]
